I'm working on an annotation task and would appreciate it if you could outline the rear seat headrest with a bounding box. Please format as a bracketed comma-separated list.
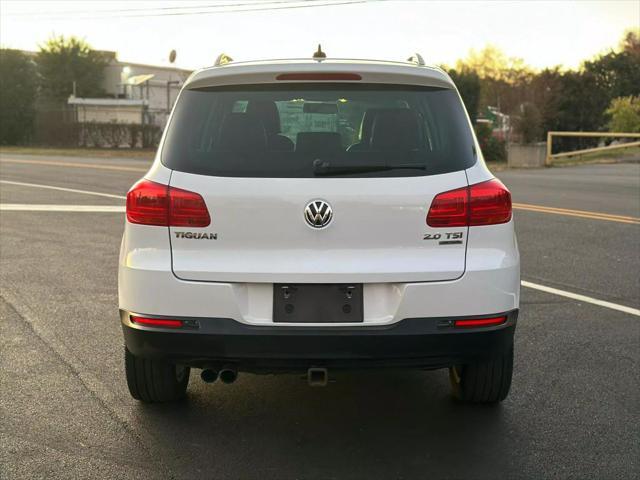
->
[217, 113, 267, 152]
[370, 109, 422, 151]
[246, 100, 282, 135]
[296, 132, 343, 155]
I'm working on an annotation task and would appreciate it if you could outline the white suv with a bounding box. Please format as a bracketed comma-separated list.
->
[119, 53, 519, 404]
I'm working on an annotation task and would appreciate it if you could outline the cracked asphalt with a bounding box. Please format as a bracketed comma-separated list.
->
[0, 155, 638, 479]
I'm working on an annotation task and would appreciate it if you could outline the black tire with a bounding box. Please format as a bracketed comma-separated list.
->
[449, 346, 513, 403]
[124, 348, 190, 403]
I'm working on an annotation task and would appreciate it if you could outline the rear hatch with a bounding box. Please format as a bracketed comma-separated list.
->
[163, 82, 476, 283]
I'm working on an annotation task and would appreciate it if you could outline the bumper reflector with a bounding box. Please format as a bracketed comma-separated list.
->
[454, 316, 507, 328]
[130, 315, 183, 328]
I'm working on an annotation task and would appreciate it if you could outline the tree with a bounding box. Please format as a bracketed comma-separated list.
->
[514, 102, 542, 143]
[36, 36, 108, 103]
[523, 30, 639, 148]
[455, 45, 529, 82]
[619, 28, 640, 58]
[529, 67, 563, 134]
[606, 96, 640, 133]
[455, 45, 532, 115]
[0, 49, 38, 144]
[584, 49, 640, 106]
[447, 68, 481, 121]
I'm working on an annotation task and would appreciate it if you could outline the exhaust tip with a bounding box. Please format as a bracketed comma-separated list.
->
[307, 367, 328, 387]
[200, 369, 218, 383]
[219, 368, 238, 384]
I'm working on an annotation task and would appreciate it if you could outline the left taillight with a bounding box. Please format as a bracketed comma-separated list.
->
[126, 179, 210, 227]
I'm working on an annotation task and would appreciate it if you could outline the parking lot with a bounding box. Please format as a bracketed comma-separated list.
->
[1, 154, 638, 479]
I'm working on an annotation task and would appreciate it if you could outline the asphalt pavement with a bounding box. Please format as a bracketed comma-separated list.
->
[1, 154, 638, 479]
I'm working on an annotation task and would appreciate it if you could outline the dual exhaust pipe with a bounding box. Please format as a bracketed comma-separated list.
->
[201, 366, 329, 387]
[200, 366, 238, 384]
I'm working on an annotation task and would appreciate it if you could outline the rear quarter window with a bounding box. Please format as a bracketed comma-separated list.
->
[161, 84, 476, 178]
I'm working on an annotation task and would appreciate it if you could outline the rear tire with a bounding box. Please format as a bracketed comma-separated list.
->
[124, 348, 190, 403]
[449, 346, 513, 403]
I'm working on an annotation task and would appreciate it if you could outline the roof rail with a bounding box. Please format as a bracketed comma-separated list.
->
[214, 53, 234, 66]
[407, 53, 425, 66]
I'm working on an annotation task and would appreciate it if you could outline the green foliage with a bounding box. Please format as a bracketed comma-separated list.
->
[455, 45, 532, 115]
[0, 49, 38, 144]
[585, 31, 640, 101]
[37, 36, 109, 103]
[474, 122, 507, 163]
[514, 102, 542, 143]
[452, 31, 639, 146]
[528, 68, 563, 134]
[556, 71, 607, 132]
[456, 45, 531, 82]
[447, 68, 480, 121]
[606, 96, 640, 133]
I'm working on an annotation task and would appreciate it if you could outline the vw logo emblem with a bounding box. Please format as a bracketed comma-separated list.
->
[304, 200, 333, 229]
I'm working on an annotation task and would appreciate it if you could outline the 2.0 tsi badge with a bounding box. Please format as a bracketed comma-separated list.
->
[304, 200, 333, 228]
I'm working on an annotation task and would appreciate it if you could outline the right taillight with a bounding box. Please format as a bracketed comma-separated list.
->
[454, 315, 507, 328]
[468, 178, 512, 226]
[427, 179, 512, 227]
[126, 179, 210, 227]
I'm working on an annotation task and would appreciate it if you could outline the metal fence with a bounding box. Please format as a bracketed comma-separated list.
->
[30, 107, 162, 148]
[546, 131, 640, 165]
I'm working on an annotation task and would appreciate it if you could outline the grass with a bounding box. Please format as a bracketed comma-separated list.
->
[551, 145, 640, 167]
[0, 146, 156, 160]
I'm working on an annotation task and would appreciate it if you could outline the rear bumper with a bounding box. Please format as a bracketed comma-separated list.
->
[121, 309, 517, 372]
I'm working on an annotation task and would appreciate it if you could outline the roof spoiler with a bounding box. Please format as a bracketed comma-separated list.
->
[212, 51, 426, 67]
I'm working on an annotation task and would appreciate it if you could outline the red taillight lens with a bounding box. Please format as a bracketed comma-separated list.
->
[426, 179, 512, 227]
[126, 179, 169, 226]
[130, 315, 183, 328]
[426, 186, 469, 227]
[126, 180, 210, 227]
[469, 179, 512, 226]
[454, 316, 507, 328]
[168, 186, 211, 227]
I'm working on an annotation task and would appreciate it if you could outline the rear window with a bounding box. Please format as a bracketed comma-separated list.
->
[162, 84, 476, 178]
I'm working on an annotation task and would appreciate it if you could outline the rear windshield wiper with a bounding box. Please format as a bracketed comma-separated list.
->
[313, 160, 426, 176]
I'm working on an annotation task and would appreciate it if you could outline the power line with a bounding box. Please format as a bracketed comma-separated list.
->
[6, 1, 301, 17]
[119, 0, 370, 17]
[7, 0, 379, 19]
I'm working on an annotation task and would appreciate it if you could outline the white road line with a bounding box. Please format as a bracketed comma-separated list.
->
[522, 280, 640, 317]
[0, 180, 126, 200]
[0, 204, 125, 212]
[2, 194, 638, 317]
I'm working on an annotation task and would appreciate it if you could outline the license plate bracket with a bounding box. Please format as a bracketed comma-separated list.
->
[273, 284, 364, 323]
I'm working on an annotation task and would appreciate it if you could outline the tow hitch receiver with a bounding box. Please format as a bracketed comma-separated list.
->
[307, 367, 328, 387]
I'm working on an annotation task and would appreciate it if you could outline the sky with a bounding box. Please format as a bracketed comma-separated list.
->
[1, 0, 638, 71]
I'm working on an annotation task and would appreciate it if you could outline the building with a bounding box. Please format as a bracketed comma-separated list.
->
[100, 52, 192, 126]
[19, 49, 192, 146]
[49, 50, 193, 128]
